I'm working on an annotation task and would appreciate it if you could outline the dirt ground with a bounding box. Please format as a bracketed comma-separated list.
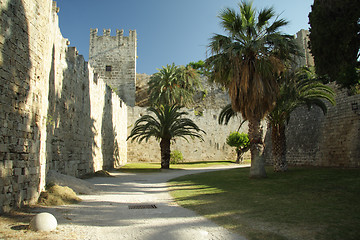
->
[0, 166, 246, 240]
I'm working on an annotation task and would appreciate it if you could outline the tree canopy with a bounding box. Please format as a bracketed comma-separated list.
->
[308, 0, 360, 91]
[206, 1, 300, 178]
[226, 132, 250, 163]
[148, 63, 202, 107]
[186, 60, 208, 75]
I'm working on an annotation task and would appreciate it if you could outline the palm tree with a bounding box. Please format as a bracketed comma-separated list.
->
[127, 104, 205, 169]
[148, 63, 202, 107]
[268, 67, 336, 172]
[206, 1, 299, 178]
[219, 67, 336, 172]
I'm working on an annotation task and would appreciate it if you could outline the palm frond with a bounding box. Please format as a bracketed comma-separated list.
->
[127, 104, 205, 144]
[218, 104, 237, 125]
[266, 18, 288, 34]
[206, 1, 297, 121]
[148, 64, 201, 107]
[257, 7, 275, 30]
[219, 8, 242, 34]
[268, 67, 336, 125]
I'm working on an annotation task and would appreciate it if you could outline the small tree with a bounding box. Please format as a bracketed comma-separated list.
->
[170, 150, 183, 164]
[187, 60, 208, 75]
[226, 132, 250, 164]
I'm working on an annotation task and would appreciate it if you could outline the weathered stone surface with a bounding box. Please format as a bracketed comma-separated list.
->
[89, 28, 137, 106]
[264, 83, 360, 167]
[29, 212, 57, 232]
[127, 106, 255, 162]
[0, 1, 127, 213]
[1, 0, 358, 216]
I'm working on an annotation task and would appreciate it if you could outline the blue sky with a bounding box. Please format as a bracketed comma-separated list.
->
[57, 0, 313, 75]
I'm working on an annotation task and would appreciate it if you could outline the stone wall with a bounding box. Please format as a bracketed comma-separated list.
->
[264, 84, 360, 167]
[128, 73, 254, 163]
[0, 0, 127, 213]
[127, 106, 253, 162]
[294, 29, 314, 68]
[135, 73, 150, 107]
[89, 28, 137, 106]
[46, 47, 127, 176]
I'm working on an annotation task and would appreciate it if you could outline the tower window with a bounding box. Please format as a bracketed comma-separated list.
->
[106, 65, 112, 72]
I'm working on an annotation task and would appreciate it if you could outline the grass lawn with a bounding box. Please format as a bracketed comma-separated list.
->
[118, 160, 249, 173]
[168, 166, 360, 240]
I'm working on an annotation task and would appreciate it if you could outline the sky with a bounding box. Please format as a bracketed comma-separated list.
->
[57, 0, 313, 75]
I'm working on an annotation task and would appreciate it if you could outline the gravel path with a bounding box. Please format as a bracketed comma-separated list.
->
[45, 165, 248, 240]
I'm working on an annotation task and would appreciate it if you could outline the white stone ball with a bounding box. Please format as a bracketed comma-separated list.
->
[29, 212, 58, 231]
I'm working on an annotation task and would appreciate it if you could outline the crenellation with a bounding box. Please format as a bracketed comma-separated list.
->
[1, 0, 359, 215]
[52, 1, 59, 14]
[103, 28, 111, 36]
[116, 29, 124, 38]
[90, 28, 98, 38]
[89, 28, 137, 106]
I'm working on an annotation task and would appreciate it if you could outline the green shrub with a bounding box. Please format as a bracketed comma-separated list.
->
[170, 150, 183, 164]
[226, 132, 250, 163]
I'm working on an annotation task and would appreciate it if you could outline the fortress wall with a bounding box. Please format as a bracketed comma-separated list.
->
[127, 106, 254, 162]
[0, 0, 127, 212]
[264, 84, 360, 167]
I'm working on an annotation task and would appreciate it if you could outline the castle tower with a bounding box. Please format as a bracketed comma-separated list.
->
[294, 29, 315, 68]
[89, 28, 137, 106]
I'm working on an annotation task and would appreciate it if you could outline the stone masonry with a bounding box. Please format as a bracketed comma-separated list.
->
[294, 29, 314, 68]
[89, 28, 137, 106]
[0, 0, 127, 213]
[127, 106, 253, 162]
[0, 0, 359, 214]
[127, 75, 251, 162]
[264, 83, 360, 167]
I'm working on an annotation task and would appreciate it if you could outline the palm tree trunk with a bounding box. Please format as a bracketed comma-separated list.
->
[160, 138, 171, 169]
[248, 118, 267, 178]
[271, 123, 288, 172]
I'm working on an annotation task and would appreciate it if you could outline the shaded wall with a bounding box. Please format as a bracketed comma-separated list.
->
[0, 0, 127, 213]
[264, 84, 360, 167]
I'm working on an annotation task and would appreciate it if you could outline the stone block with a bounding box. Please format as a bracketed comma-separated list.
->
[17, 175, 24, 184]
[0, 144, 9, 152]
[13, 168, 22, 176]
[4, 160, 12, 168]
[2, 205, 12, 213]
[28, 167, 38, 175]
[12, 182, 19, 192]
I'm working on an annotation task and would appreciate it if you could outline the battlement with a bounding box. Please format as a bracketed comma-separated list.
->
[89, 28, 137, 106]
[52, 1, 60, 14]
[90, 28, 136, 41]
